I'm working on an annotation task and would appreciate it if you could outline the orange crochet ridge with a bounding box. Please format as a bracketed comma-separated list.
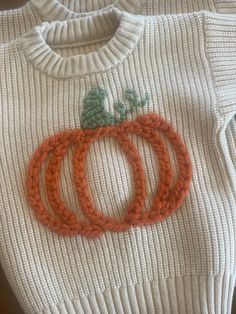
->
[26, 113, 192, 238]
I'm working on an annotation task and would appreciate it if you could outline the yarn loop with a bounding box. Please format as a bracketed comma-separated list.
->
[26, 113, 192, 238]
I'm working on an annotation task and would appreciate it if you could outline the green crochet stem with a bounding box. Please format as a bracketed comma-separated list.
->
[81, 87, 149, 129]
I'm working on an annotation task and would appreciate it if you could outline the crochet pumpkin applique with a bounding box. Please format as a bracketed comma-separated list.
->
[26, 88, 192, 238]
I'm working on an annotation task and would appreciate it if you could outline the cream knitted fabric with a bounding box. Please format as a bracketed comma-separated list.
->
[0, 1, 235, 213]
[0, 2, 235, 203]
[1, 0, 236, 43]
[0, 0, 141, 43]
[0, 8, 236, 313]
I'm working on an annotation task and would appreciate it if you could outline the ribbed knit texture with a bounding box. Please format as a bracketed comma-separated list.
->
[227, 116, 236, 188]
[0, 1, 235, 233]
[0, 0, 143, 43]
[1, 0, 236, 43]
[59, 0, 236, 15]
[0, 9, 236, 313]
[204, 12, 236, 198]
[39, 275, 236, 313]
[214, 0, 236, 13]
[59, 0, 115, 12]
[0, 2, 41, 43]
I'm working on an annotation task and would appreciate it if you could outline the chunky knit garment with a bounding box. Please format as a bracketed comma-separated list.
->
[1, 0, 236, 43]
[0, 8, 236, 313]
[2, 0, 236, 166]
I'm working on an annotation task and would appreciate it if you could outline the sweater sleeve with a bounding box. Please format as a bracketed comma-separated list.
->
[204, 12, 236, 188]
[204, 12, 236, 110]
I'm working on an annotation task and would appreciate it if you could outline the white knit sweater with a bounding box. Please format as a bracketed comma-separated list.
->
[0, 8, 236, 313]
[1, 3, 236, 215]
[0, 0, 236, 43]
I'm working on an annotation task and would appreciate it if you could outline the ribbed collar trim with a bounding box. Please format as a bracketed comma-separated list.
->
[30, 0, 144, 21]
[21, 9, 145, 78]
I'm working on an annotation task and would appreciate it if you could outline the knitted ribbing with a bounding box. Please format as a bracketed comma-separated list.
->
[0, 0, 234, 245]
[204, 13, 236, 197]
[1, 0, 236, 43]
[226, 116, 236, 186]
[21, 10, 145, 78]
[0, 10, 236, 313]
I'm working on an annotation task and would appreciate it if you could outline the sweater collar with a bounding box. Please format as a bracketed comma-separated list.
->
[21, 9, 145, 78]
[30, 0, 143, 21]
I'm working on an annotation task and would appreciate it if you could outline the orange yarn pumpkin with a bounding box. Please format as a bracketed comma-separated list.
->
[26, 88, 192, 237]
[26, 113, 192, 238]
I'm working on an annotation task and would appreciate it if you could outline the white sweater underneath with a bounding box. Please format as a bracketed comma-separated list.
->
[1, 0, 236, 43]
